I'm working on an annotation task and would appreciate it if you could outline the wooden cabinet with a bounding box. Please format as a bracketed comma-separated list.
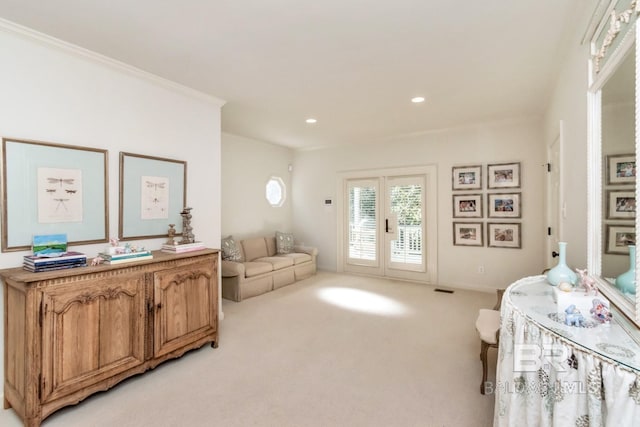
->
[2, 249, 219, 427]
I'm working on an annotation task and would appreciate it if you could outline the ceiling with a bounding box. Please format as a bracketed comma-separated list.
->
[0, 0, 588, 150]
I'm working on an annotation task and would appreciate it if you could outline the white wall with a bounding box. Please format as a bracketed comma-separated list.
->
[221, 132, 293, 240]
[292, 118, 546, 291]
[0, 23, 222, 400]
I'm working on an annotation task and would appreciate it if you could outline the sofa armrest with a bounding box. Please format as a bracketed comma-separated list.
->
[294, 245, 318, 257]
[221, 260, 244, 278]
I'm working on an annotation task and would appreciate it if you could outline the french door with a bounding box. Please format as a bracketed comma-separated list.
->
[340, 166, 437, 283]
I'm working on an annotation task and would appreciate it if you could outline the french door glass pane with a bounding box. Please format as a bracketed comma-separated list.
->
[348, 184, 377, 261]
[389, 183, 422, 265]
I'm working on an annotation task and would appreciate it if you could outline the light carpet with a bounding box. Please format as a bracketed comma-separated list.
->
[0, 271, 498, 427]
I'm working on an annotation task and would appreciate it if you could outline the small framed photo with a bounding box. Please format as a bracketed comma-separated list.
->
[487, 162, 521, 189]
[606, 154, 636, 185]
[487, 193, 521, 218]
[606, 190, 636, 219]
[605, 224, 636, 254]
[453, 222, 483, 246]
[452, 165, 482, 190]
[453, 194, 483, 218]
[487, 222, 521, 249]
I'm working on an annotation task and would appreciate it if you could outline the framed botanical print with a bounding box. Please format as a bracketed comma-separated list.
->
[453, 193, 483, 218]
[452, 165, 482, 190]
[119, 152, 187, 240]
[1, 137, 108, 251]
[487, 162, 521, 189]
[487, 192, 521, 218]
[453, 222, 483, 246]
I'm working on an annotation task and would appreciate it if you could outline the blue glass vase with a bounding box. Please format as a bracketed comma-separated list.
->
[546, 242, 578, 286]
[615, 245, 636, 295]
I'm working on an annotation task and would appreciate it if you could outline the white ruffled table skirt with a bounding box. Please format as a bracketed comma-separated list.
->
[494, 276, 640, 426]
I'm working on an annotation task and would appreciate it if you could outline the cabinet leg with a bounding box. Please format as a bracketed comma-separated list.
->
[3, 396, 11, 409]
[211, 340, 219, 349]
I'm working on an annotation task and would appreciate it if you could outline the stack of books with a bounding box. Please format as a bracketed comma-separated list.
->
[161, 241, 206, 253]
[24, 251, 87, 272]
[98, 250, 153, 265]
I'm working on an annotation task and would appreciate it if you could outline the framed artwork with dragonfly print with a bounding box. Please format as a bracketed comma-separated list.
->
[1, 137, 108, 252]
[119, 152, 187, 240]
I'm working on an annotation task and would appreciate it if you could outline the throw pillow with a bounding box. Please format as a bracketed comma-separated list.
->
[276, 231, 295, 254]
[221, 236, 243, 262]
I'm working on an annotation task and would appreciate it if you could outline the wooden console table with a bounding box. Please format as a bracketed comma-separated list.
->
[494, 275, 640, 426]
[2, 249, 219, 427]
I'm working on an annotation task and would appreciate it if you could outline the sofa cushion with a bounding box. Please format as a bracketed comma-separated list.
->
[242, 238, 269, 261]
[281, 252, 312, 265]
[243, 262, 273, 277]
[254, 256, 294, 270]
[221, 236, 243, 262]
[276, 231, 295, 254]
[266, 237, 277, 257]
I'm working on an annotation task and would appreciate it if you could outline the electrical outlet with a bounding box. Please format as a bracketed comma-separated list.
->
[478, 265, 485, 274]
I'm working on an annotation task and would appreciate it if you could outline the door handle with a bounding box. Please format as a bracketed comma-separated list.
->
[385, 219, 389, 233]
[552, 251, 559, 258]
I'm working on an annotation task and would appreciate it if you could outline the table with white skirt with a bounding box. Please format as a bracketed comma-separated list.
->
[494, 275, 640, 426]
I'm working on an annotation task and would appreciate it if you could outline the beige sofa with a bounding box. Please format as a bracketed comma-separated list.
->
[221, 236, 318, 301]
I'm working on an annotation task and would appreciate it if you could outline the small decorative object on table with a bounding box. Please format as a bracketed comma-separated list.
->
[179, 207, 195, 244]
[590, 298, 613, 323]
[564, 305, 586, 327]
[553, 268, 609, 316]
[166, 224, 176, 245]
[575, 268, 598, 296]
[558, 282, 573, 292]
[546, 241, 578, 286]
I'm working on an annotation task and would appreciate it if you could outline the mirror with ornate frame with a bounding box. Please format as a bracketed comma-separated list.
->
[588, 1, 640, 328]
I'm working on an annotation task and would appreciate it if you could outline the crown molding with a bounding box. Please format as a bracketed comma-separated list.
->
[0, 18, 226, 107]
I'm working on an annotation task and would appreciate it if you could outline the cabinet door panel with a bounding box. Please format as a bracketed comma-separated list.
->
[59, 300, 99, 382]
[42, 273, 146, 402]
[99, 294, 138, 366]
[154, 260, 216, 357]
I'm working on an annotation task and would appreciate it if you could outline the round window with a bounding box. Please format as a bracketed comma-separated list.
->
[266, 176, 286, 207]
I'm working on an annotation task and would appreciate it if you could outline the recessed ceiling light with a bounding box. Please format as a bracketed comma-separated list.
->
[306, 118, 317, 124]
[411, 96, 425, 103]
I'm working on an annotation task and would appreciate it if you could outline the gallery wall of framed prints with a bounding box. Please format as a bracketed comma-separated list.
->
[603, 154, 636, 255]
[451, 162, 522, 249]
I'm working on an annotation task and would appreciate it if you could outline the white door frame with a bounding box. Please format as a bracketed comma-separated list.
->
[546, 120, 565, 269]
